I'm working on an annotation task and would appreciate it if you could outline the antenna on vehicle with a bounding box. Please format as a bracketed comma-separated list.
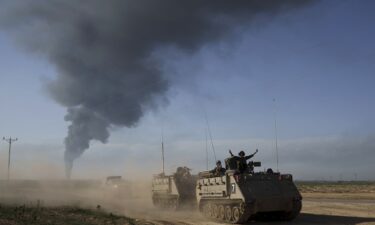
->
[205, 128, 209, 170]
[273, 98, 279, 172]
[204, 110, 217, 163]
[161, 123, 165, 175]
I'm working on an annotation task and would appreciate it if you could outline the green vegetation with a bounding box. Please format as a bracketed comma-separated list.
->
[0, 204, 137, 225]
[296, 181, 375, 193]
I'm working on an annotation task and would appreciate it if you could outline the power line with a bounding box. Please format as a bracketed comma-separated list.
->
[2, 137, 18, 180]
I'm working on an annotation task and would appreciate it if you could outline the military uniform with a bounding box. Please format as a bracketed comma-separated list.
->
[210, 167, 226, 176]
[236, 149, 258, 173]
[238, 153, 256, 173]
[210, 160, 226, 176]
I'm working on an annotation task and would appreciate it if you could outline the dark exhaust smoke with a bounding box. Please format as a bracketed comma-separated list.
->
[0, 0, 313, 178]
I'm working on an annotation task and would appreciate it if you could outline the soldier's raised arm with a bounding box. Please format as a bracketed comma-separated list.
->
[229, 149, 234, 157]
[245, 149, 258, 160]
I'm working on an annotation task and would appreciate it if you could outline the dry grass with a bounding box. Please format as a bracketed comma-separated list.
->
[296, 181, 375, 193]
[0, 203, 139, 225]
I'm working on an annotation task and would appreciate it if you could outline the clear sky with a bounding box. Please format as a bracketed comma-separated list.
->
[0, 0, 374, 180]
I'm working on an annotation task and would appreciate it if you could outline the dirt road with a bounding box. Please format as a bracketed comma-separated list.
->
[130, 194, 375, 225]
[1, 181, 375, 224]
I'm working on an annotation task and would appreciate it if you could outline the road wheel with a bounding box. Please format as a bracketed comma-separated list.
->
[152, 198, 157, 207]
[171, 199, 178, 210]
[225, 206, 232, 222]
[203, 204, 210, 217]
[232, 206, 241, 223]
[281, 200, 302, 221]
[212, 204, 218, 218]
[207, 203, 213, 218]
[218, 205, 225, 220]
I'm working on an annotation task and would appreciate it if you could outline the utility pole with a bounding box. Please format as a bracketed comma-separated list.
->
[3, 137, 18, 180]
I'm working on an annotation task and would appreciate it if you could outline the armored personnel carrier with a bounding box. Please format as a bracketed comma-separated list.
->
[152, 167, 197, 210]
[196, 156, 302, 223]
[102, 176, 132, 199]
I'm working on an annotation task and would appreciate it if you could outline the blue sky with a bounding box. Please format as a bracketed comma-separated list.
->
[0, 0, 374, 180]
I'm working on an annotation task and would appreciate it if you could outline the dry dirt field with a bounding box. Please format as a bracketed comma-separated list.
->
[0, 180, 375, 225]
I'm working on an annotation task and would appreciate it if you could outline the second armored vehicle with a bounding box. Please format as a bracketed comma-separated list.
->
[152, 167, 197, 210]
[196, 156, 302, 223]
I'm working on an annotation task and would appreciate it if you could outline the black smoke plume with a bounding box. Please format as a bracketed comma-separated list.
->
[0, 0, 313, 178]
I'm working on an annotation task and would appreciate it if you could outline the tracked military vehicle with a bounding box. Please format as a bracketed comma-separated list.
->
[152, 167, 197, 210]
[196, 156, 302, 223]
[102, 176, 133, 199]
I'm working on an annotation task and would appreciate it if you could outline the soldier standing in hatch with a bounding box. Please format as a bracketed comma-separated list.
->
[210, 160, 226, 176]
[229, 149, 258, 173]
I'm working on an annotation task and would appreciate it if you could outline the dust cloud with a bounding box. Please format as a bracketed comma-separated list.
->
[0, 177, 202, 222]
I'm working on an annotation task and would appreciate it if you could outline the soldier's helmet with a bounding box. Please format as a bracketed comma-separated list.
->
[176, 167, 184, 173]
[216, 160, 222, 165]
[239, 151, 245, 157]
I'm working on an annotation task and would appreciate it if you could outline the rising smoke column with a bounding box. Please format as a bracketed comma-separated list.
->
[0, 0, 313, 178]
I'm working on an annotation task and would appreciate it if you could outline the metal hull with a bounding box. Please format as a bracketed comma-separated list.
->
[196, 171, 302, 223]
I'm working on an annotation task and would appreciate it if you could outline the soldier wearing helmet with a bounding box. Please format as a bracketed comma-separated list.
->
[229, 149, 258, 173]
[210, 160, 226, 176]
